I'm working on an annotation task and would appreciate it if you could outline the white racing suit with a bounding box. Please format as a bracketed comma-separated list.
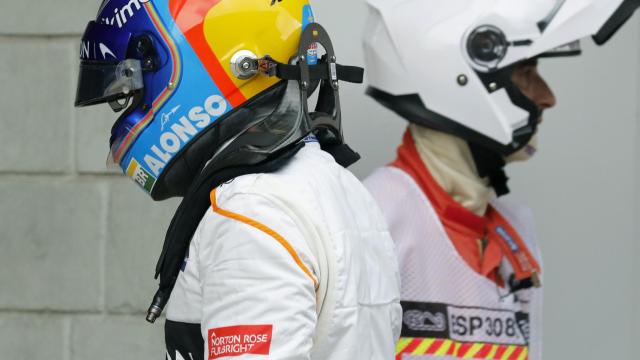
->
[365, 130, 543, 360]
[165, 138, 402, 360]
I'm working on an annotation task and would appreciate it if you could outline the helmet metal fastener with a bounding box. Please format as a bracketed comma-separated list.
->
[230, 50, 259, 80]
[457, 74, 468, 86]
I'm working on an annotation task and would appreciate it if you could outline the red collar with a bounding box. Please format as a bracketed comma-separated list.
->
[391, 130, 541, 287]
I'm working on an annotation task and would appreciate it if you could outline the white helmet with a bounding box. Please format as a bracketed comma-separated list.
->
[364, 0, 639, 155]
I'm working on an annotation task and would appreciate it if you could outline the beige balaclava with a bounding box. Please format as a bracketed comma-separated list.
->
[409, 124, 495, 216]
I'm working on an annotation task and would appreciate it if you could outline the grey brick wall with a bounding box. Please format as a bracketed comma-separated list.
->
[0, 2, 176, 358]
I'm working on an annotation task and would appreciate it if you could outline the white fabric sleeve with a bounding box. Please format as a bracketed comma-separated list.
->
[197, 191, 318, 360]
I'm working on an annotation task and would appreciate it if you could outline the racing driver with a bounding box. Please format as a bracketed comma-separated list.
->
[74, 0, 401, 359]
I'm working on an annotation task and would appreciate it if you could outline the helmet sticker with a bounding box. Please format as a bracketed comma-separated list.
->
[302, 5, 317, 64]
[100, 0, 152, 28]
[302, 4, 315, 31]
[134, 94, 229, 179]
[126, 158, 157, 193]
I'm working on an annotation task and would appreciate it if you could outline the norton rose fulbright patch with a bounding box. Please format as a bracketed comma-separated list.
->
[208, 325, 273, 359]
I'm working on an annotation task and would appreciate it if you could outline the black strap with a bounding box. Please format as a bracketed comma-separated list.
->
[275, 63, 364, 83]
[507, 274, 536, 293]
[321, 143, 361, 168]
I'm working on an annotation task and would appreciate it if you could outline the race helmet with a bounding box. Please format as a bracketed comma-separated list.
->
[364, 0, 640, 156]
[75, 0, 361, 201]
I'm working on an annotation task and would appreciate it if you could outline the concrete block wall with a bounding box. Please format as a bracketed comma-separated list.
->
[0, 2, 177, 358]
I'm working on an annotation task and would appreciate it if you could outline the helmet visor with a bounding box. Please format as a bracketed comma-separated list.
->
[75, 59, 144, 107]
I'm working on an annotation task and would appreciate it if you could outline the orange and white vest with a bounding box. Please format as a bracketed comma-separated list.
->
[364, 131, 543, 360]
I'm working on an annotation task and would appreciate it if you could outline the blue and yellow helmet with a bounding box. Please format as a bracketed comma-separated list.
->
[75, 0, 318, 200]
